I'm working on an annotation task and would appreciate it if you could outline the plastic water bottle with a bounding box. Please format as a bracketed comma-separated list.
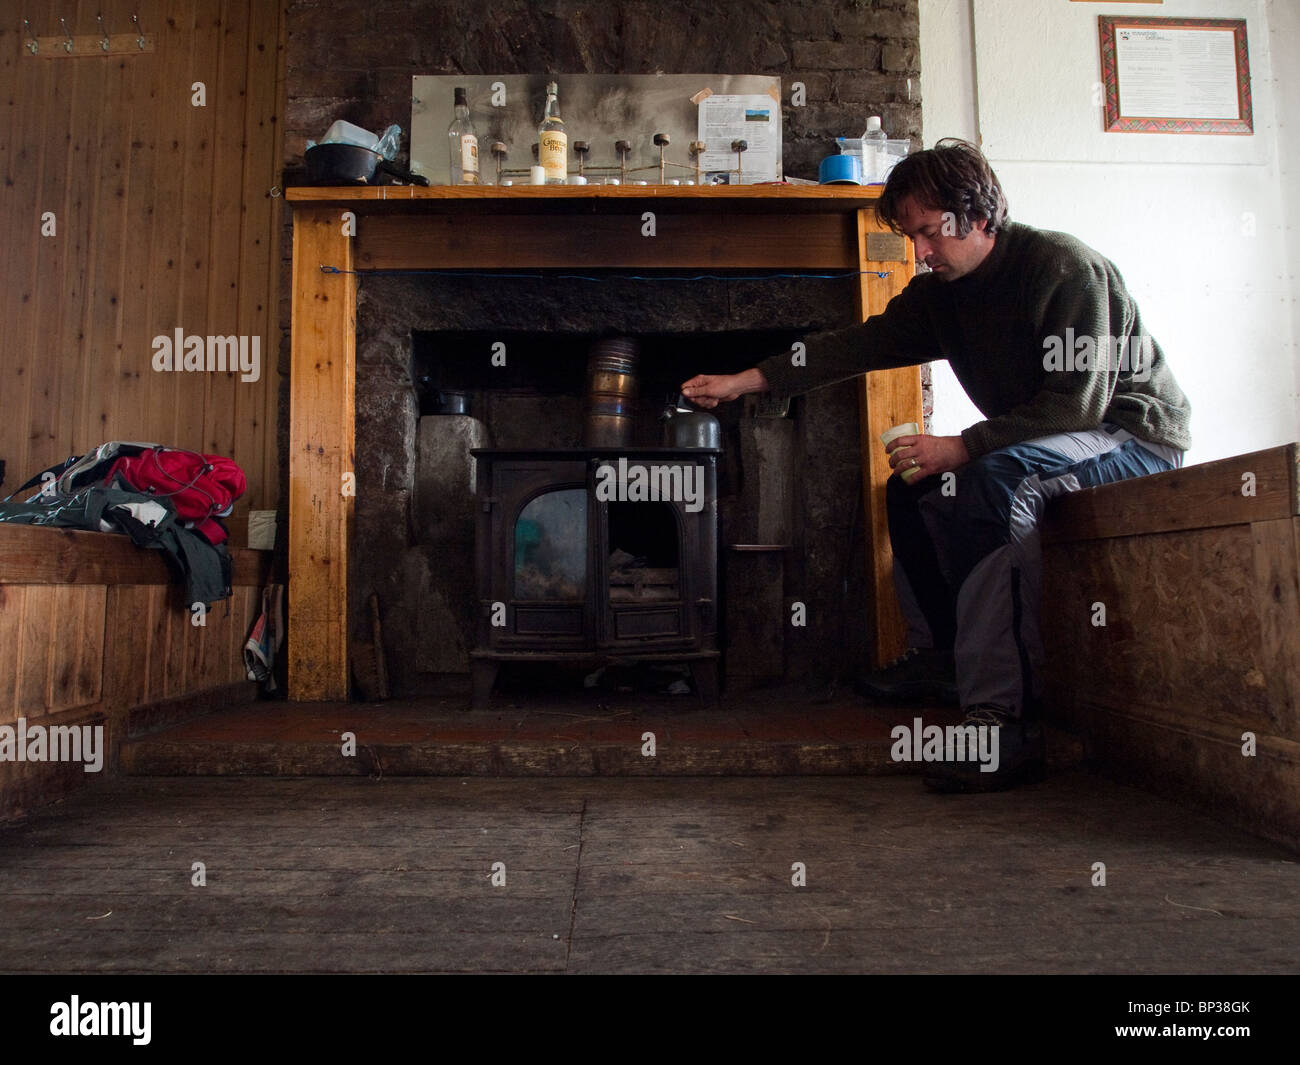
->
[862, 116, 887, 183]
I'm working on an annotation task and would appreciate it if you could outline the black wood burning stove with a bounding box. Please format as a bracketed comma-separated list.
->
[470, 447, 720, 706]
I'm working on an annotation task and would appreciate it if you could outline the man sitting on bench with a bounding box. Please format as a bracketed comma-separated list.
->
[681, 138, 1191, 792]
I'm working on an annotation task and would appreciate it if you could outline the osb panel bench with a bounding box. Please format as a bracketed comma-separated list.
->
[1042, 444, 1300, 851]
[0, 524, 270, 819]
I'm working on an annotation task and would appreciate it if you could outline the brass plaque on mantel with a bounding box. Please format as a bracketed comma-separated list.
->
[866, 232, 908, 262]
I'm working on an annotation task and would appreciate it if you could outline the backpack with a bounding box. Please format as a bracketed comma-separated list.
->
[11, 442, 245, 545]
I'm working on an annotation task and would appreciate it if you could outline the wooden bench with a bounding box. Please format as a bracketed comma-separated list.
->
[1042, 444, 1300, 851]
[0, 525, 271, 820]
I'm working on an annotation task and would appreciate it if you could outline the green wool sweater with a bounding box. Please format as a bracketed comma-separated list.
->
[756, 220, 1192, 459]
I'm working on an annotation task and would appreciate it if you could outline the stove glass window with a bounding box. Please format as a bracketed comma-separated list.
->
[514, 489, 587, 600]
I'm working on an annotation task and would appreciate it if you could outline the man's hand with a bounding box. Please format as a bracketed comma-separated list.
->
[680, 368, 769, 409]
[886, 433, 970, 480]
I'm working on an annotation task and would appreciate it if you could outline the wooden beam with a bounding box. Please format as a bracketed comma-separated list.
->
[355, 212, 857, 271]
[288, 206, 355, 701]
[286, 184, 885, 212]
[854, 208, 922, 668]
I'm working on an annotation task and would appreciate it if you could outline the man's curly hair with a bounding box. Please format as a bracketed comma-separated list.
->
[876, 138, 1009, 238]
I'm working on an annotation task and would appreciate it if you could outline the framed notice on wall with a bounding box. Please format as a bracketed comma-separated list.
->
[1099, 16, 1252, 134]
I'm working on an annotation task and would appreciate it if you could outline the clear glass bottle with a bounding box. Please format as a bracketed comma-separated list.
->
[538, 81, 567, 185]
[861, 115, 887, 184]
[448, 87, 479, 185]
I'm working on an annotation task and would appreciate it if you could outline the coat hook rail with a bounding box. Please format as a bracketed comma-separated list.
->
[19, 13, 155, 58]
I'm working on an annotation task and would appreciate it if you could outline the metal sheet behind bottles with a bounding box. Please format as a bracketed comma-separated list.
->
[411, 74, 782, 186]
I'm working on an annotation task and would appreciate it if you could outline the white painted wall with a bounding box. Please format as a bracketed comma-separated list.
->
[917, 0, 1299, 462]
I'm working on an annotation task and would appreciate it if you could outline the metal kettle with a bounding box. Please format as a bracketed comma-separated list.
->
[661, 393, 721, 449]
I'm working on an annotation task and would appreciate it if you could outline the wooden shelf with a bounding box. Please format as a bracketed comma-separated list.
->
[285, 183, 886, 215]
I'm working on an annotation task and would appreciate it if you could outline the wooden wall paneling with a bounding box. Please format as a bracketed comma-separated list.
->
[47, 585, 79, 710]
[174, 2, 220, 452]
[46, 583, 106, 712]
[1251, 516, 1300, 739]
[77, 582, 107, 707]
[3, 0, 283, 516]
[57, 0, 109, 459]
[16, 585, 54, 712]
[164, 582, 191, 699]
[3, 24, 49, 487]
[114, 7, 161, 454]
[202, 0, 250, 475]
[185, 589, 208, 692]
[145, 583, 172, 704]
[21, 19, 78, 483]
[264, 3, 290, 516]
[236, 0, 286, 514]
[82, 48, 133, 456]
[0, 585, 25, 722]
[141, 0, 196, 460]
[103, 585, 145, 709]
[226, 586, 244, 685]
[853, 208, 922, 667]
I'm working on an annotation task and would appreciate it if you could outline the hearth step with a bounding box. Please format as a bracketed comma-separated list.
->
[118, 694, 1085, 778]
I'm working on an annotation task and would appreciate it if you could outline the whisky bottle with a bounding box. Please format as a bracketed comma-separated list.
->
[538, 81, 567, 185]
[448, 87, 479, 185]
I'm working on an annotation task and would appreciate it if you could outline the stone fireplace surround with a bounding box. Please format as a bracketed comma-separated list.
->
[352, 271, 872, 697]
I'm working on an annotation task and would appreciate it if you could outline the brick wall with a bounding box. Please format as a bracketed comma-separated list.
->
[283, 0, 922, 177]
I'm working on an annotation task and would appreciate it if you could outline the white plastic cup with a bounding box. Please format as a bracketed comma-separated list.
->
[880, 421, 922, 482]
[529, 165, 546, 185]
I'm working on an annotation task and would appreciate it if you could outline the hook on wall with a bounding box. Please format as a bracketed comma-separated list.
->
[20, 12, 155, 58]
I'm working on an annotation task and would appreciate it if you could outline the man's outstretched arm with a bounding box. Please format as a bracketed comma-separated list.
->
[680, 367, 770, 409]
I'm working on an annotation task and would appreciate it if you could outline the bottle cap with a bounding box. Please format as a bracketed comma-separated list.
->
[454, 87, 468, 105]
[866, 116, 882, 132]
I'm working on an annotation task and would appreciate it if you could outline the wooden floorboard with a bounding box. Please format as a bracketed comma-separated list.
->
[0, 775, 1295, 973]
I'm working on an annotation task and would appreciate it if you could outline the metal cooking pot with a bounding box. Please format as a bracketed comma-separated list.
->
[305, 142, 430, 186]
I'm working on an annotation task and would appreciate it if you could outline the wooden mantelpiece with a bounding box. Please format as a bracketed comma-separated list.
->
[285, 185, 920, 701]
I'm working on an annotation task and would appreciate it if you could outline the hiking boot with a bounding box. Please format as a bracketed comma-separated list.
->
[854, 647, 957, 703]
[923, 705, 1046, 794]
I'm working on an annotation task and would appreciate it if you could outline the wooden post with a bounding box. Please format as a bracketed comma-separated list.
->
[288, 207, 355, 700]
[853, 208, 923, 668]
